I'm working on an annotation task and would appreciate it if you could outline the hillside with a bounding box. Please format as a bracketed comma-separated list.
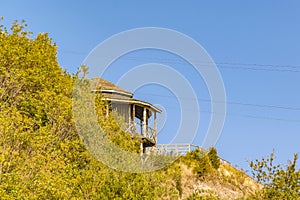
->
[1, 21, 298, 200]
[169, 149, 261, 199]
[177, 164, 256, 199]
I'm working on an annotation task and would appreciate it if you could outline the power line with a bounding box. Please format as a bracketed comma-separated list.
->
[214, 65, 300, 73]
[135, 92, 300, 111]
[60, 50, 300, 73]
[159, 105, 300, 124]
[122, 56, 300, 73]
[214, 61, 300, 69]
[123, 56, 300, 69]
[134, 92, 300, 124]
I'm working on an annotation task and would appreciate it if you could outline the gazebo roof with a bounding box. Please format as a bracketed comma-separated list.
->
[91, 77, 133, 97]
[91, 77, 162, 114]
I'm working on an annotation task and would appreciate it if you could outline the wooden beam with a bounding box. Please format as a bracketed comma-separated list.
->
[132, 104, 135, 132]
[140, 142, 143, 156]
[143, 107, 147, 137]
[128, 104, 131, 125]
[140, 119, 143, 135]
[105, 104, 109, 117]
[131, 104, 137, 133]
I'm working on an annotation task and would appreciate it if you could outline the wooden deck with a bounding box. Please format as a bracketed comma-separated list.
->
[129, 132, 156, 148]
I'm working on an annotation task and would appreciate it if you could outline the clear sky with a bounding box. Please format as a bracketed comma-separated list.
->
[1, 1, 300, 171]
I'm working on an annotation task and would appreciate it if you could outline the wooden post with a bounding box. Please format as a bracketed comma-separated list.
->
[140, 119, 143, 135]
[143, 107, 147, 137]
[140, 142, 143, 156]
[128, 104, 131, 132]
[105, 104, 109, 117]
[132, 104, 135, 133]
[128, 104, 131, 124]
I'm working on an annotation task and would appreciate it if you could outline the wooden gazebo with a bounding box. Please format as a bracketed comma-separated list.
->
[92, 77, 162, 153]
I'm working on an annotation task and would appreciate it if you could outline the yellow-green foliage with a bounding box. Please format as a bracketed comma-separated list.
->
[182, 147, 220, 178]
[1, 20, 298, 200]
[249, 151, 300, 200]
[0, 20, 183, 199]
[185, 191, 220, 200]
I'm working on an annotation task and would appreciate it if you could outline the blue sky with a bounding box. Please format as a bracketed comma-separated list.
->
[1, 1, 300, 170]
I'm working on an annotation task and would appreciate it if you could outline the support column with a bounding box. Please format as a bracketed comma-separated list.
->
[132, 104, 135, 132]
[140, 142, 143, 156]
[143, 107, 147, 137]
[105, 104, 109, 117]
[128, 104, 131, 133]
[140, 119, 143, 135]
[128, 104, 131, 124]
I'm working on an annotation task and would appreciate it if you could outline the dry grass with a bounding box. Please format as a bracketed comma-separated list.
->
[178, 162, 261, 199]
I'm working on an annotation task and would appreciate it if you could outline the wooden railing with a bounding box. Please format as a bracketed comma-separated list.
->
[152, 143, 203, 156]
[125, 123, 231, 166]
[125, 122, 136, 134]
[151, 143, 232, 165]
[125, 122, 156, 143]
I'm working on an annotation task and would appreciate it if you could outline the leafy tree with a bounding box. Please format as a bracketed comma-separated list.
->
[250, 151, 300, 199]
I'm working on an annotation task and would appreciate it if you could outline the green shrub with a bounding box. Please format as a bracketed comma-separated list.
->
[208, 147, 220, 170]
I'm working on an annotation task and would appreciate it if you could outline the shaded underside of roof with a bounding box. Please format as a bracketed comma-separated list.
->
[104, 97, 162, 113]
